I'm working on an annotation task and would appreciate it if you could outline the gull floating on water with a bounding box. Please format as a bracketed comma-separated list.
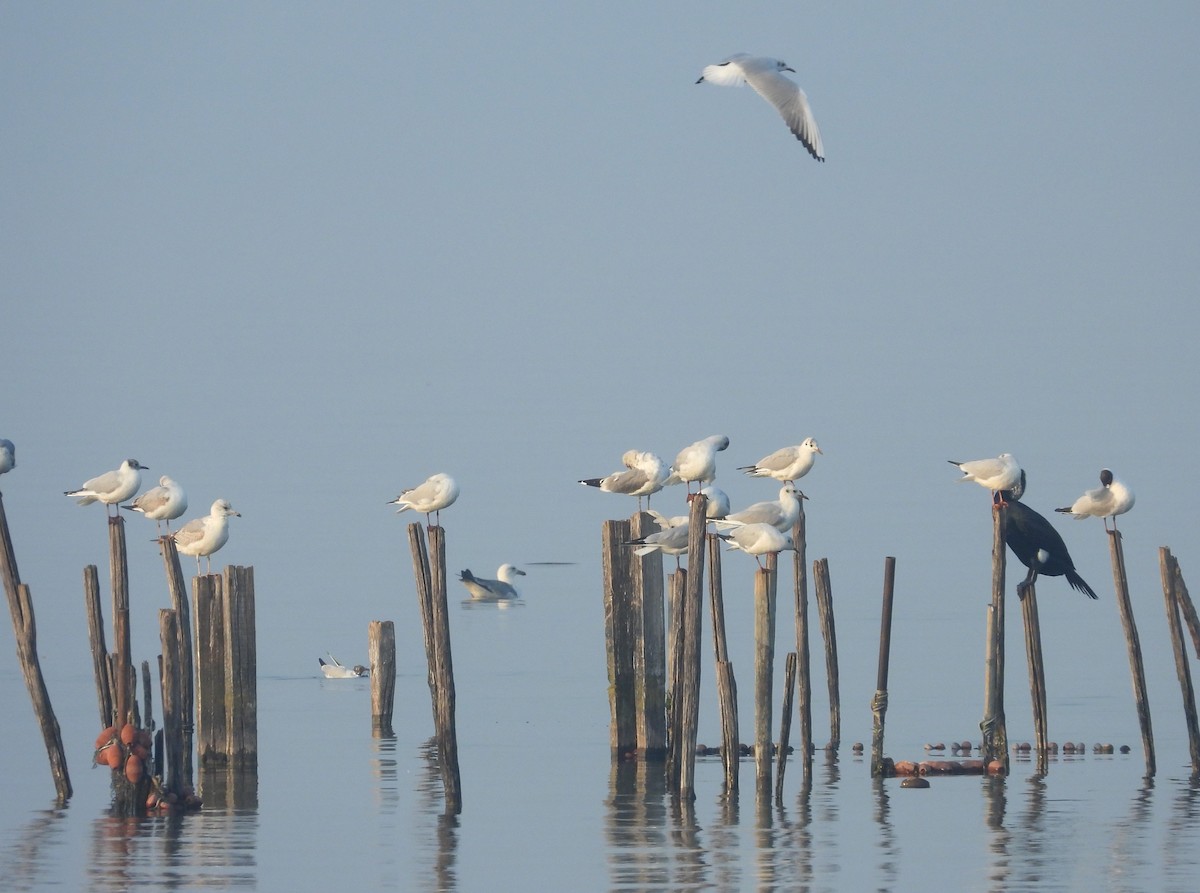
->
[122, 475, 188, 533]
[1002, 471, 1097, 600]
[696, 53, 825, 161]
[0, 439, 14, 481]
[389, 473, 458, 526]
[948, 453, 1021, 504]
[579, 450, 668, 508]
[738, 438, 822, 483]
[319, 654, 369, 678]
[714, 484, 806, 533]
[65, 459, 147, 516]
[664, 435, 730, 492]
[458, 564, 526, 600]
[173, 498, 240, 574]
[716, 522, 797, 567]
[1056, 469, 1135, 531]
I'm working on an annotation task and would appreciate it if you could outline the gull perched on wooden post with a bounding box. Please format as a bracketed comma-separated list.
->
[664, 435, 730, 494]
[173, 498, 240, 575]
[738, 438, 822, 483]
[579, 450, 668, 509]
[1055, 469, 1135, 532]
[65, 458, 147, 517]
[389, 473, 459, 526]
[948, 453, 1021, 505]
[122, 475, 188, 533]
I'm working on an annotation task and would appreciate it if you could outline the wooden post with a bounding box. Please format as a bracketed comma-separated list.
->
[632, 512, 666, 760]
[666, 568, 686, 783]
[791, 507, 812, 781]
[370, 620, 397, 735]
[109, 515, 132, 728]
[707, 531, 739, 794]
[871, 557, 897, 777]
[1160, 548, 1200, 773]
[409, 523, 437, 716]
[601, 518, 637, 758]
[775, 651, 798, 804]
[83, 565, 113, 726]
[223, 566, 257, 768]
[675, 493, 706, 801]
[1174, 560, 1200, 659]
[1109, 530, 1155, 776]
[981, 504, 1009, 772]
[159, 609, 184, 793]
[194, 574, 227, 765]
[754, 555, 778, 798]
[813, 557, 840, 750]
[160, 536, 195, 790]
[1020, 582, 1049, 772]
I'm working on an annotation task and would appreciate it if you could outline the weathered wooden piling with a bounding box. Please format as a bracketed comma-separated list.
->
[754, 555, 779, 798]
[83, 565, 113, 726]
[194, 574, 227, 765]
[674, 493, 707, 801]
[665, 569, 685, 774]
[160, 536, 195, 789]
[981, 504, 1009, 772]
[1108, 529, 1155, 776]
[369, 620, 397, 735]
[601, 517, 638, 757]
[775, 651, 797, 805]
[0, 494, 72, 803]
[707, 531, 739, 794]
[790, 508, 812, 782]
[140, 660, 154, 733]
[871, 557, 897, 778]
[159, 609, 185, 793]
[409, 523, 461, 814]
[1174, 562, 1200, 659]
[813, 557, 840, 750]
[223, 566, 257, 768]
[632, 512, 667, 760]
[108, 515, 133, 730]
[1019, 582, 1049, 772]
[1160, 548, 1200, 773]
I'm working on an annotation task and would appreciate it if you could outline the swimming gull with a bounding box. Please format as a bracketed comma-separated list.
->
[696, 53, 825, 161]
[713, 484, 806, 532]
[173, 498, 240, 575]
[716, 522, 797, 568]
[319, 654, 369, 678]
[122, 475, 188, 533]
[579, 450, 668, 508]
[389, 473, 459, 526]
[738, 438, 822, 483]
[1001, 471, 1097, 599]
[1055, 469, 1135, 532]
[458, 564, 527, 600]
[664, 435, 730, 492]
[65, 459, 147, 516]
[948, 453, 1021, 504]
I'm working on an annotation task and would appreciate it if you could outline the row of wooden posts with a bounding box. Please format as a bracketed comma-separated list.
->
[1, 491, 259, 813]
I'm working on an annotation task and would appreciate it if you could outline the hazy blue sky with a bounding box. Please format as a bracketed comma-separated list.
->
[3, 2, 1198, 721]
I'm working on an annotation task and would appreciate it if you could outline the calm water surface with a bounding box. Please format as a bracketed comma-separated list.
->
[3, 565, 1200, 891]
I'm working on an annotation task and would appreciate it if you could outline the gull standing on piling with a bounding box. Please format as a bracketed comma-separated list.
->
[458, 564, 527, 600]
[389, 473, 459, 526]
[579, 450, 668, 509]
[948, 453, 1021, 504]
[713, 484, 806, 533]
[738, 438, 822, 483]
[64, 458, 147, 516]
[698, 485, 730, 520]
[664, 435, 730, 493]
[695, 53, 825, 161]
[1056, 469, 1136, 532]
[122, 475, 188, 533]
[625, 517, 691, 569]
[716, 522, 797, 568]
[173, 498, 240, 575]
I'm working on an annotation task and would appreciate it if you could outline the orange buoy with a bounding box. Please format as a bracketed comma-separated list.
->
[94, 726, 117, 749]
[103, 743, 123, 769]
[120, 723, 137, 746]
[125, 753, 143, 783]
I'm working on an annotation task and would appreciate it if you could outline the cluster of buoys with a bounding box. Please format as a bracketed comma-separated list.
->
[889, 758, 1004, 777]
[93, 723, 152, 784]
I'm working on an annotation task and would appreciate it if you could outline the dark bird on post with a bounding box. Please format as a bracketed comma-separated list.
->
[1000, 470, 1097, 601]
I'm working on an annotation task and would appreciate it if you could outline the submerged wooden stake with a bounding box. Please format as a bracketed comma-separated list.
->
[160, 536, 195, 790]
[194, 574, 227, 765]
[871, 557, 896, 778]
[223, 566, 257, 767]
[369, 620, 396, 735]
[83, 565, 113, 727]
[813, 557, 840, 750]
[754, 554, 779, 798]
[1109, 529, 1155, 777]
[675, 493, 707, 801]
[159, 608, 185, 794]
[707, 531, 739, 794]
[775, 651, 798, 804]
[632, 512, 666, 760]
[109, 516, 133, 728]
[791, 507, 812, 782]
[1160, 548, 1200, 774]
[1020, 582, 1048, 772]
[601, 517, 637, 758]
[981, 504, 1009, 772]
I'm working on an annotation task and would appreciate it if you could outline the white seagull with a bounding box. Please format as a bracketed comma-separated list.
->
[664, 435, 730, 492]
[579, 450, 668, 508]
[625, 517, 691, 569]
[698, 485, 730, 520]
[1056, 469, 1136, 531]
[738, 438, 822, 483]
[0, 439, 14, 481]
[696, 53, 825, 161]
[173, 498, 240, 574]
[122, 474, 188, 533]
[458, 564, 527, 600]
[389, 473, 459, 526]
[717, 522, 797, 567]
[948, 453, 1022, 504]
[714, 484, 807, 533]
[65, 459, 147, 516]
[319, 654, 369, 678]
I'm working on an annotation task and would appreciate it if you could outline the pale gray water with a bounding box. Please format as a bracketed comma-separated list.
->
[3, 560, 1200, 892]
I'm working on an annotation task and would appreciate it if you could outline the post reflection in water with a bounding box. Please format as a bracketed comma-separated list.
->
[872, 775, 898, 890]
[983, 774, 1009, 890]
[1, 806, 68, 891]
[415, 737, 459, 891]
[1165, 775, 1200, 889]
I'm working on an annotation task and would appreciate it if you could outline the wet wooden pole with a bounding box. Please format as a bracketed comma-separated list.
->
[1174, 560, 1200, 659]
[675, 493, 707, 801]
[109, 516, 133, 730]
[1109, 529, 1155, 776]
[1019, 582, 1049, 772]
[83, 565, 113, 726]
[159, 609, 185, 794]
[632, 512, 666, 760]
[0, 494, 73, 803]
[369, 620, 396, 735]
[194, 574, 226, 765]
[666, 568, 686, 779]
[791, 506, 812, 780]
[707, 531, 739, 794]
[775, 651, 798, 804]
[160, 536, 195, 790]
[223, 566, 257, 768]
[754, 553, 778, 798]
[981, 504, 1009, 772]
[813, 557, 840, 750]
[601, 517, 637, 758]
[871, 557, 897, 777]
[1160, 548, 1200, 774]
